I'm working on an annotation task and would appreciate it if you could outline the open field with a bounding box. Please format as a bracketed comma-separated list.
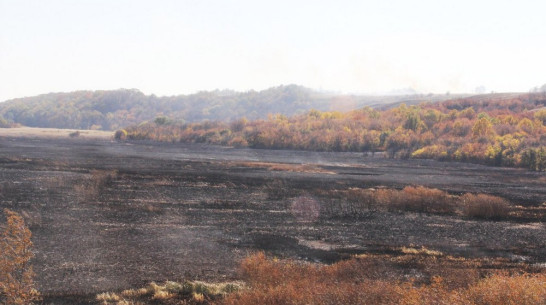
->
[0, 135, 544, 303]
[0, 127, 113, 139]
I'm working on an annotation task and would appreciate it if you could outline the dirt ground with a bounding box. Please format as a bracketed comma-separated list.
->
[0, 135, 544, 301]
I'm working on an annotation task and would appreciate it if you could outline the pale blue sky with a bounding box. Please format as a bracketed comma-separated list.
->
[1, 0, 545, 101]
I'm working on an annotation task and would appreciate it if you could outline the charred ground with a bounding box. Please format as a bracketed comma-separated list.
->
[0, 136, 544, 302]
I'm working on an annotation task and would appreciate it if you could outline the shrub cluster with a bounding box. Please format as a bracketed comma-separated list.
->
[222, 252, 546, 305]
[460, 193, 510, 219]
[316, 186, 511, 219]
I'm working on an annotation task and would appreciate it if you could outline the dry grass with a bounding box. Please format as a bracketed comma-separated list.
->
[96, 280, 243, 305]
[263, 179, 302, 200]
[73, 169, 118, 201]
[0, 127, 113, 139]
[400, 246, 443, 256]
[222, 252, 546, 305]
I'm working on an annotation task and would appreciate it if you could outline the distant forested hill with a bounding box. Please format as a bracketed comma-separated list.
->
[0, 85, 459, 130]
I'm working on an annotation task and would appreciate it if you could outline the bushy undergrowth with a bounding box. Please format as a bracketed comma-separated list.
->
[460, 193, 510, 219]
[317, 186, 513, 219]
[222, 252, 546, 305]
[96, 251, 545, 305]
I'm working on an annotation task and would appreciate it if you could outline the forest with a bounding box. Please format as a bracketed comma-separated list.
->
[0, 85, 456, 130]
[125, 93, 546, 171]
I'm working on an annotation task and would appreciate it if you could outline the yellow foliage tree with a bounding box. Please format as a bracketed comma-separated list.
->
[0, 209, 39, 305]
[472, 117, 494, 140]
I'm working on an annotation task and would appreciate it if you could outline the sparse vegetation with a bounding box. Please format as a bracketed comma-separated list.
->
[73, 169, 118, 201]
[96, 280, 243, 305]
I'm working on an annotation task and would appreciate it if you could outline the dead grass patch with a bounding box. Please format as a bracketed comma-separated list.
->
[97, 280, 243, 305]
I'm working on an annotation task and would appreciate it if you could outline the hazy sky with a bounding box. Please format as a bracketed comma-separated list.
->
[1, 0, 545, 101]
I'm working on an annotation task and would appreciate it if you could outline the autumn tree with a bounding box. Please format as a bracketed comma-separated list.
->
[124, 93, 545, 170]
[521, 147, 546, 171]
[472, 117, 494, 140]
[0, 209, 39, 305]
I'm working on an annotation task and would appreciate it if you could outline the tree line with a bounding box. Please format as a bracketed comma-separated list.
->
[125, 93, 546, 171]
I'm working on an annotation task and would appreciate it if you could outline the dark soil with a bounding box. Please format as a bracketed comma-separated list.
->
[0, 136, 544, 303]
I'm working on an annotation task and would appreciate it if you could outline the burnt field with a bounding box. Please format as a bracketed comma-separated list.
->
[0, 136, 544, 301]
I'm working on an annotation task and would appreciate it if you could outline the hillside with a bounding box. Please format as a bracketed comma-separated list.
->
[125, 92, 546, 170]
[0, 85, 460, 130]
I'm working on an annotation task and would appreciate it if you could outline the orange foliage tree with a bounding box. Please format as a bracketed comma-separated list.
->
[0, 209, 39, 305]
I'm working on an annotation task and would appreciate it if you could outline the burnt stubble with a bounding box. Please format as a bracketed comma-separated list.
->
[0, 136, 544, 300]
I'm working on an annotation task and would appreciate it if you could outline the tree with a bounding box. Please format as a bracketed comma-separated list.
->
[534, 109, 546, 125]
[0, 116, 9, 128]
[472, 117, 494, 140]
[154, 116, 171, 125]
[0, 209, 39, 305]
[521, 147, 546, 171]
[403, 112, 421, 131]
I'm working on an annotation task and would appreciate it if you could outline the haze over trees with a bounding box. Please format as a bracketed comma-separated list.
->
[0, 85, 457, 130]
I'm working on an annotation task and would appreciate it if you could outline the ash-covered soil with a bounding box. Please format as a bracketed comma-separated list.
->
[0, 136, 544, 298]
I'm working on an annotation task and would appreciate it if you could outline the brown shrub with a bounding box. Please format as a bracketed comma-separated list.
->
[344, 186, 455, 214]
[373, 188, 404, 210]
[399, 186, 455, 214]
[316, 186, 518, 220]
[460, 193, 510, 219]
[460, 272, 546, 305]
[222, 253, 545, 305]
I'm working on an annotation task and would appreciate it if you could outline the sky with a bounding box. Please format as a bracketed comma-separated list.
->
[1, 0, 546, 102]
